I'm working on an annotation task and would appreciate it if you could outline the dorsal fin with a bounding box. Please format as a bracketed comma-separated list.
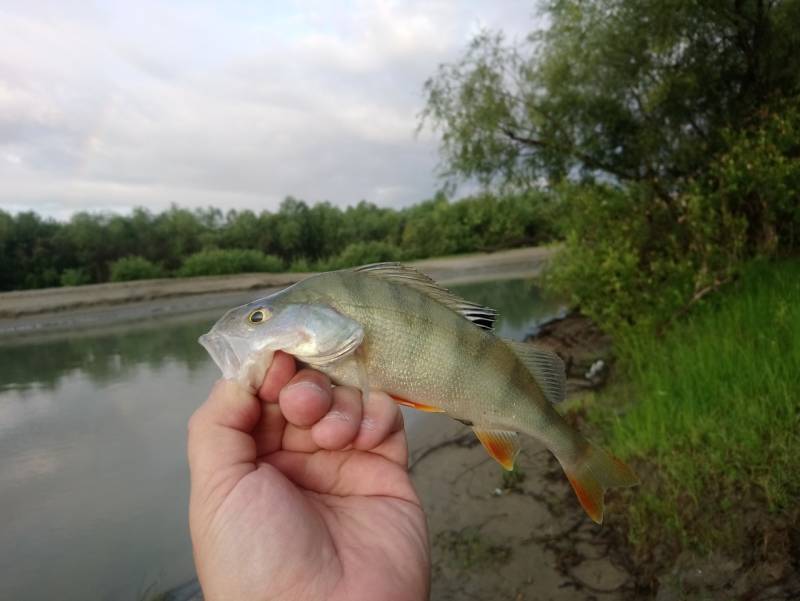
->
[354, 262, 497, 331]
[504, 340, 566, 404]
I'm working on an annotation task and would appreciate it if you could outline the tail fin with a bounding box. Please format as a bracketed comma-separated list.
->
[556, 441, 638, 524]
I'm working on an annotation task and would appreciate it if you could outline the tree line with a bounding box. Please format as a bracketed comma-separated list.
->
[0, 192, 558, 291]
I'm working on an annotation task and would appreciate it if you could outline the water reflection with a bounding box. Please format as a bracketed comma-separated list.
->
[0, 278, 563, 601]
[450, 278, 565, 340]
[0, 316, 215, 393]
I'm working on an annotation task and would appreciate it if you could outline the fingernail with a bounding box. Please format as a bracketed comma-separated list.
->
[322, 410, 352, 423]
[284, 381, 326, 396]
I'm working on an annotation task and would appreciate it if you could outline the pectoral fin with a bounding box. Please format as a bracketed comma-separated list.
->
[473, 428, 521, 470]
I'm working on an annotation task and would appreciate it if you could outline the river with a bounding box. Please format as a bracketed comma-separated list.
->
[0, 277, 564, 601]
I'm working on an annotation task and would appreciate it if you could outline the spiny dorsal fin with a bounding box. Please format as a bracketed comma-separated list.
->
[354, 262, 497, 331]
[504, 340, 566, 404]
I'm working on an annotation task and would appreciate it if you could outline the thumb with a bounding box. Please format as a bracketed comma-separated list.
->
[188, 379, 260, 510]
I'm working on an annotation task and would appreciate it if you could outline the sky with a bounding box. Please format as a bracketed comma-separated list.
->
[0, 0, 540, 220]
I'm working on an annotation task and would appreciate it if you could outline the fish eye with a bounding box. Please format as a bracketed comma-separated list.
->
[248, 308, 270, 324]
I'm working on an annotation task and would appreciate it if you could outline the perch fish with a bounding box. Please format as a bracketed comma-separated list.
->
[199, 263, 637, 523]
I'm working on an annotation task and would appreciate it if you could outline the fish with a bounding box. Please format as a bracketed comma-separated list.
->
[199, 263, 638, 523]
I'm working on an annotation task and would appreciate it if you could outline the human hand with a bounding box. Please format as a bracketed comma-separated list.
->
[188, 351, 430, 601]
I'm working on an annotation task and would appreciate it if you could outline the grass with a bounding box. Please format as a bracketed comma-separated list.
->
[590, 259, 800, 555]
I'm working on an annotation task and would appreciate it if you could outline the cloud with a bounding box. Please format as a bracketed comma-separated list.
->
[0, 0, 539, 219]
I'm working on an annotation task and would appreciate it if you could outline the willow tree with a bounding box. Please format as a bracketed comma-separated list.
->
[422, 0, 800, 196]
[421, 0, 800, 328]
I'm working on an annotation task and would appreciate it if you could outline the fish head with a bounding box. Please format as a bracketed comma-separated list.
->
[199, 288, 364, 391]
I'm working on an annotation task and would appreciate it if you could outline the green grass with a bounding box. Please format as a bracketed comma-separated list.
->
[593, 259, 800, 554]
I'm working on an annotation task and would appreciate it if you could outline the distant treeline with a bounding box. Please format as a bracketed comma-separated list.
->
[0, 192, 559, 291]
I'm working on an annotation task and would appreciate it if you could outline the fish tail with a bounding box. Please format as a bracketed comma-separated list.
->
[554, 439, 638, 524]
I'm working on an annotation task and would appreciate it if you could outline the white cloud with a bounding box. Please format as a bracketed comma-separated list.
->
[0, 0, 541, 219]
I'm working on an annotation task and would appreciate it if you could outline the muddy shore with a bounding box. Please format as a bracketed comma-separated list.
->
[0, 246, 554, 338]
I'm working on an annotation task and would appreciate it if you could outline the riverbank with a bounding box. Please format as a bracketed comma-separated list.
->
[0, 246, 554, 338]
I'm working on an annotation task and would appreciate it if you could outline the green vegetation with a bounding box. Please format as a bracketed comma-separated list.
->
[177, 249, 283, 277]
[421, 0, 800, 575]
[423, 0, 800, 332]
[0, 191, 554, 292]
[590, 261, 800, 556]
[110, 256, 164, 282]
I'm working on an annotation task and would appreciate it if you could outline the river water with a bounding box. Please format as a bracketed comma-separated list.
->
[0, 278, 564, 601]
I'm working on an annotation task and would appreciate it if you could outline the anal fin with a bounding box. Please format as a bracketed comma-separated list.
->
[473, 428, 521, 470]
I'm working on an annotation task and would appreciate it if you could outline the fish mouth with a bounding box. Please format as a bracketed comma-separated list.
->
[199, 331, 276, 390]
[199, 332, 242, 380]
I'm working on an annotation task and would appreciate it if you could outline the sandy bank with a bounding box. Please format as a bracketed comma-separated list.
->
[0, 247, 554, 337]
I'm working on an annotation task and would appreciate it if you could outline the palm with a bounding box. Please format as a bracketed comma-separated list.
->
[188, 353, 430, 601]
[220, 451, 426, 601]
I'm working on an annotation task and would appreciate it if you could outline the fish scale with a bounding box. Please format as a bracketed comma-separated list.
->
[199, 263, 638, 523]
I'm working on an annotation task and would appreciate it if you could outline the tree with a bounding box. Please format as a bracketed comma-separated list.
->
[421, 0, 800, 197]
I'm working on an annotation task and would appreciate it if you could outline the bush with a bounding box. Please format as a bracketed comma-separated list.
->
[326, 241, 404, 270]
[546, 100, 800, 333]
[109, 256, 165, 282]
[59, 268, 91, 287]
[177, 249, 284, 277]
[544, 184, 696, 332]
[288, 257, 313, 272]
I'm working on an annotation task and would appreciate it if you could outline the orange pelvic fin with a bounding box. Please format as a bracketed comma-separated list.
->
[390, 396, 444, 413]
[473, 428, 521, 471]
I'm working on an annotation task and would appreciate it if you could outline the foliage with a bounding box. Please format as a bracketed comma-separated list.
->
[59, 268, 91, 287]
[109, 256, 165, 282]
[177, 249, 284, 277]
[546, 103, 800, 331]
[322, 241, 404, 270]
[402, 191, 557, 259]
[0, 192, 557, 291]
[422, 0, 800, 191]
[590, 260, 800, 555]
[424, 0, 800, 330]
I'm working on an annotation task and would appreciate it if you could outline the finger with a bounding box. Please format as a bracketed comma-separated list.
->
[353, 390, 401, 451]
[252, 352, 296, 455]
[280, 423, 320, 453]
[263, 449, 419, 504]
[187, 379, 259, 493]
[311, 386, 363, 450]
[253, 403, 286, 456]
[368, 410, 409, 467]
[278, 369, 332, 427]
[257, 351, 296, 403]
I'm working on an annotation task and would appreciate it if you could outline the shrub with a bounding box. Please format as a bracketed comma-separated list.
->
[546, 100, 800, 333]
[177, 249, 284, 277]
[544, 184, 697, 332]
[109, 256, 164, 282]
[59, 268, 91, 287]
[326, 241, 404, 269]
[288, 257, 313, 272]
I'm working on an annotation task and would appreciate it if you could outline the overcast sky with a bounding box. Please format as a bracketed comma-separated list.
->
[1, 0, 539, 220]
